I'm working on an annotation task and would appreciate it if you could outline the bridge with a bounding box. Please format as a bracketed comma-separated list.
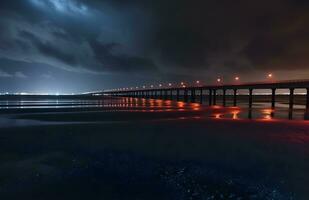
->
[101, 79, 309, 110]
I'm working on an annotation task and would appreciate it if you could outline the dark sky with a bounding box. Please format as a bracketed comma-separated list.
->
[0, 0, 309, 93]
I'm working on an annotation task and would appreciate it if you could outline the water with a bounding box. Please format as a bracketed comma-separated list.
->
[0, 96, 308, 199]
[0, 95, 307, 120]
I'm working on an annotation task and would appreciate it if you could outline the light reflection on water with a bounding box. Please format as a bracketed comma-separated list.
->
[0, 97, 308, 120]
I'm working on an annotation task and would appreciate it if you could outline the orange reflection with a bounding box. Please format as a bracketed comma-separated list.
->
[261, 109, 274, 121]
[190, 103, 200, 111]
[214, 113, 222, 119]
[177, 101, 185, 108]
[156, 99, 163, 107]
[165, 100, 172, 106]
[149, 99, 155, 108]
[231, 110, 240, 119]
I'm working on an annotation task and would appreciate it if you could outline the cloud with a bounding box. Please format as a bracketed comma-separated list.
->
[0, 70, 12, 77]
[0, 0, 309, 85]
[14, 71, 27, 78]
[89, 40, 157, 73]
[0, 70, 27, 78]
[30, 0, 89, 16]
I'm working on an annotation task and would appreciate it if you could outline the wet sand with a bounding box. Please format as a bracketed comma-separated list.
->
[0, 98, 309, 199]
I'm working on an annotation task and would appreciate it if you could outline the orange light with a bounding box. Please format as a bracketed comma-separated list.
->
[231, 110, 240, 119]
[268, 73, 273, 78]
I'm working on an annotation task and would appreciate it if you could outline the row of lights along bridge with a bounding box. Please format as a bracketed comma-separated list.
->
[109, 74, 273, 91]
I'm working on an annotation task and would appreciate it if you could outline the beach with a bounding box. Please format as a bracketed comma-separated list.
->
[0, 97, 308, 199]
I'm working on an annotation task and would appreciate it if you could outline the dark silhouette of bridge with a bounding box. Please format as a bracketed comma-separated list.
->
[101, 79, 309, 110]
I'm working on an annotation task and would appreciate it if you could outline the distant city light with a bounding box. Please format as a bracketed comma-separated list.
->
[168, 83, 172, 86]
[268, 73, 273, 78]
[235, 76, 239, 81]
[150, 85, 153, 88]
[217, 78, 221, 82]
[143, 86, 146, 89]
[196, 80, 200, 84]
[181, 82, 184, 85]
[159, 84, 162, 87]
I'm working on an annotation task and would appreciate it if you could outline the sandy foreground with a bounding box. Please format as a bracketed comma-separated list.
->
[0, 106, 308, 200]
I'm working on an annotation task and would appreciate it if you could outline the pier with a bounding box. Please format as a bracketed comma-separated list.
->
[102, 79, 309, 110]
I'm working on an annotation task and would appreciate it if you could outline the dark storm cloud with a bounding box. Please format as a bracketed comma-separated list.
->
[1, 0, 309, 91]
[19, 30, 77, 66]
[78, 0, 309, 74]
[89, 40, 156, 72]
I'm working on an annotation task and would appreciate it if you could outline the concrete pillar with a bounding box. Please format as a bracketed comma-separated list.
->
[200, 89, 203, 104]
[209, 89, 212, 106]
[191, 89, 195, 103]
[170, 90, 173, 100]
[160, 90, 163, 99]
[184, 89, 188, 102]
[213, 89, 217, 105]
[306, 88, 309, 110]
[249, 88, 253, 108]
[176, 89, 180, 101]
[223, 89, 226, 107]
[233, 89, 237, 106]
[289, 88, 294, 110]
[271, 88, 276, 109]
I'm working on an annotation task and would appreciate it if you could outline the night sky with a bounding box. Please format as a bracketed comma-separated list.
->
[1, 0, 309, 93]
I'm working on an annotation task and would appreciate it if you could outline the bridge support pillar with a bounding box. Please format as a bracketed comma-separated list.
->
[213, 89, 217, 105]
[176, 89, 180, 101]
[249, 89, 253, 108]
[209, 89, 212, 106]
[306, 88, 309, 110]
[233, 89, 237, 106]
[184, 89, 188, 102]
[271, 88, 276, 109]
[289, 88, 294, 110]
[160, 90, 163, 99]
[200, 89, 203, 104]
[170, 90, 173, 100]
[223, 89, 226, 107]
[163, 90, 167, 100]
[191, 89, 195, 103]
